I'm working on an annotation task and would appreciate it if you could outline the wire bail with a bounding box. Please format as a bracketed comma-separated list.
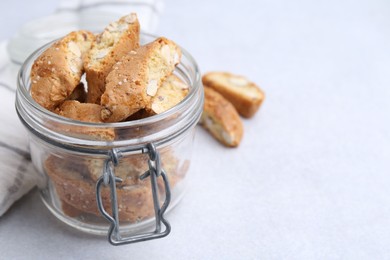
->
[96, 144, 172, 245]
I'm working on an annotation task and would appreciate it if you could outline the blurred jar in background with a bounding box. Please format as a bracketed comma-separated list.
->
[7, 0, 164, 64]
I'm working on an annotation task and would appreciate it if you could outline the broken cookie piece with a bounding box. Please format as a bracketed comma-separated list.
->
[200, 87, 243, 147]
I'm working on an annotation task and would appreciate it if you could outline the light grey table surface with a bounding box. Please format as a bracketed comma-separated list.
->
[1, 0, 390, 259]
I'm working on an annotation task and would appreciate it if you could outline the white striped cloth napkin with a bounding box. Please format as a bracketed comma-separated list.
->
[0, 0, 163, 216]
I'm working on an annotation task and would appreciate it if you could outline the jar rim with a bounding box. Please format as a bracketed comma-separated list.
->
[17, 32, 202, 129]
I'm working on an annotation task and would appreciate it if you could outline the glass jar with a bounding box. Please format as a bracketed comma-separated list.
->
[15, 34, 203, 244]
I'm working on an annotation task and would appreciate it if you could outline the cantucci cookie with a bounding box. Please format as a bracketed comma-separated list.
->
[200, 87, 243, 147]
[100, 37, 182, 122]
[84, 13, 140, 104]
[30, 30, 95, 111]
[147, 74, 189, 115]
[55, 100, 115, 141]
[45, 155, 155, 222]
[202, 72, 264, 118]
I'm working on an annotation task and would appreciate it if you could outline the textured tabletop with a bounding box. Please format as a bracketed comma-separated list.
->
[1, 0, 390, 259]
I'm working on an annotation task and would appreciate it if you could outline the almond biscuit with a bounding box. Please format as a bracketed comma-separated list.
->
[200, 87, 243, 147]
[84, 13, 140, 104]
[202, 72, 265, 118]
[30, 30, 95, 111]
[45, 155, 155, 222]
[101, 37, 182, 122]
[55, 100, 115, 141]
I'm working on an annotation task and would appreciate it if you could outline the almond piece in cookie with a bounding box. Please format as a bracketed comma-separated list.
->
[147, 74, 189, 115]
[30, 30, 95, 111]
[84, 13, 140, 104]
[101, 37, 182, 122]
[202, 72, 265, 118]
[200, 87, 243, 147]
[55, 100, 115, 141]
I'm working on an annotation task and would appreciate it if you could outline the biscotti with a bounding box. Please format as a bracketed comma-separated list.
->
[84, 13, 140, 104]
[147, 74, 189, 115]
[56, 100, 104, 123]
[202, 72, 264, 118]
[27, 13, 195, 226]
[45, 155, 155, 222]
[100, 37, 182, 122]
[200, 87, 243, 147]
[29, 16, 187, 124]
[55, 100, 115, 141]
[30, 30, 95, 111]
[45, 152, 183, 222]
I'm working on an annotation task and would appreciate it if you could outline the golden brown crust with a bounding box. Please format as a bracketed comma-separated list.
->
[147, 74, 189, 115]
[56, 100, 104, 123]
[30, 31, 95, 111]
[84, 13, 140, 104]
[202, 72, 265, 118]
[200, 87, 243, 147]
[55, 100, 115, 141]
[100, 37, 182, 122]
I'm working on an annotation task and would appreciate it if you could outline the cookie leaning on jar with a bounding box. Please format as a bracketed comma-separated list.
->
[29, 13, 191, 222]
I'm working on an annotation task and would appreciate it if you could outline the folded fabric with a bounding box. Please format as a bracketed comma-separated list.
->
[0, 0, 163, 217]
[0, 42, 40, 216]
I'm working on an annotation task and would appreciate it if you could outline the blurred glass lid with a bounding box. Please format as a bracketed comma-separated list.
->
[7, 7, 160, 64]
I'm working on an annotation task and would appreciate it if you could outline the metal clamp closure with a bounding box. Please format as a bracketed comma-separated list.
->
[96, 143, 171, 245]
